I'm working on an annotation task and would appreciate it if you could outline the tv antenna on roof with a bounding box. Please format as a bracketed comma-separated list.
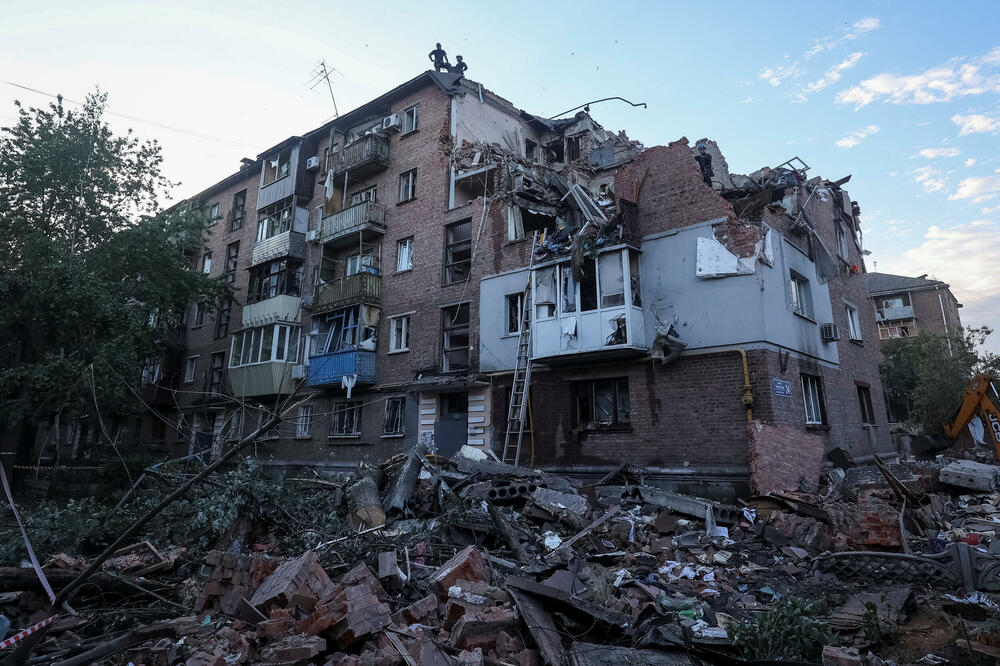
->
[307, 60, 340, 118]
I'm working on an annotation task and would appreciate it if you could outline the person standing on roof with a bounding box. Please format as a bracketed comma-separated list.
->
[694, 142, 714, 186]
[429, 43, 450, 72]
[450, 55, 468, 77]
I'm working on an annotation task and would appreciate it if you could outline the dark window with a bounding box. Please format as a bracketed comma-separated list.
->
[580, 257, 598, 311]
[230, 189, 246, 231]
[248, 259, 303, 303]
[225, 241, 240, 283]
[256, 198, 294, 243]
[524, 138, 538, 161]
[383, 397, 405, 435]
[801, 374, 827, 425]
[858, 385, 876, 425]
[331, 401, 362, 436]
[445, 220, 472, 283]
[215, 299, 232, 339]
[209, 352, 225, 394]
[193, 302, 205, 328]
[575, 378, 630, 428]
[442, 303, 470, 371]
[506, 293, 524, 335]
[566, 135, 582, 162]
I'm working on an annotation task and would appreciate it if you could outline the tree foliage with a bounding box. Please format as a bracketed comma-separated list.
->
[0, 92, 229, 433]
[880, 326, 1000, 433]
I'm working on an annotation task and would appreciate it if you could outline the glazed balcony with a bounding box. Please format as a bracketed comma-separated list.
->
[319, 201, 386, 247]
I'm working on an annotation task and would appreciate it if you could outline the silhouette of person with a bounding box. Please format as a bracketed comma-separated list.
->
[428, 43, 449, 72]
[450, 55, 468, 77]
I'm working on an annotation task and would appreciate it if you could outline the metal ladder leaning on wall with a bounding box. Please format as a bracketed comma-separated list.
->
[501, 231, 538, 466]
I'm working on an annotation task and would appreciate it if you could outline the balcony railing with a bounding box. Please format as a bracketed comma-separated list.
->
[319, 201, 386, 246]
[876, 305, 915, 321]
[311, 272, 382, 313]
[307, 349, 376, 386]
[251, 230, 306, 267]
[333, 135, 390, 179]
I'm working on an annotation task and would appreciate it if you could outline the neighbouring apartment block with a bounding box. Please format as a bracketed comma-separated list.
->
[865, 272, 963, 343]
[28, 70, 893, 494]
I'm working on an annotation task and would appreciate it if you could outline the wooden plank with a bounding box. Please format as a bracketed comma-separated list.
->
[509, 589, 564, 666]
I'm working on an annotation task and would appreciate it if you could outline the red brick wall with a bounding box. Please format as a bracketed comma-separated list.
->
[747, 421, 824, 494]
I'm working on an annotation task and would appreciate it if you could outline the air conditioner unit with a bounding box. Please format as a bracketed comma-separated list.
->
[821, 323, 840, 343]
[291, 364, 307, 380]
[305, 229, 319, 242]
[305, 156, 320, 170]
[382, 114, 402, 132]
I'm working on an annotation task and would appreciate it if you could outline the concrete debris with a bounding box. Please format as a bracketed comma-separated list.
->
[7, 447, 1000, 665]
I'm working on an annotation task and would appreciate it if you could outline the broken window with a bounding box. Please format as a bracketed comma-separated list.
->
[801, 374, 826, 425]
[396, 237, 413, 272]
[320, 306, 361, 354]
[296, 405, 313, 438]
[208, 202, 220, 225]
[545, 139, 564, 163]
[580, 257, 598, 312]
[209, 352, 225, 394]
[230, 189, 246, 231]
[225, 242, 240, 283]
[524, 138, 538, 161]
[256, 198, 294, 243]
[193, 302, 205, 328]
[346, 251, 377, 276]
[248, 259, 303, 303]
[790, 271, 814, 319]
[389, 314, 409, 352]
[383, 397, 405, 435]
[857, 385, 875, 425]
[215, 299, 232, 339]
[566, 135, 582, 162]
[202, 251, 212, 275]
[506, 293, 524, 335]
[599, 252, 625, 308]
[330, 401, 361, 436]
[184, 356, 198, 383]
[230, 324, 301, 367]
[262, 148, 292, 186]
[629, 251, 642, 307]
[350, 185, 377, 206]
[836, 222, 849, 260]
[560, 265, 577, 313]
[846, 304, 862, 341]
[442, 303, 470, 372]
[398, 169, 417, 202]
[575, 378, 630, 428]
[442, 393, 468, 420]
[402, 105, 419, 134]
[534, 267, 557, 319]
[445, 220, 472, 283]
[507, 207, 556, 241]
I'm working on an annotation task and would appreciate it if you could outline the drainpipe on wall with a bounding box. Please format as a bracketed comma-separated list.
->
[714, 348, 754, 421]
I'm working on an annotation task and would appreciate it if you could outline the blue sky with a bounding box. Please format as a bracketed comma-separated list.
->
[3, 1, 1000, 348]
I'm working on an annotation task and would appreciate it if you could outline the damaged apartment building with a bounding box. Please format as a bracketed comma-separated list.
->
[114, 68, 889, 494]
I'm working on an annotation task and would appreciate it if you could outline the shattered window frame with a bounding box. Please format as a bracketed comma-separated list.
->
[857, 385, 876, 425]
[256, 198, 294, 243]
[789, 271, 814, 319]
[193, 302, 205, 328]
[442, 303, 471, 372]
[534, 267, 557, 319]
[396, 237, 414, 272]
[398, 169, 417, 203]
[247, 258, 303, 304]
[505, 293, 524, 335]
[229, 189, 246, 232]
[295, 405, 313, 438]
[215, 299, 232, 340]
[261, 148, 292, 187]
[346, 250, 377, 277]
[801, 374, 827, 425]
[184, 356, 198, 384]
[208, 352, 225, 394]
[402, 104, 419, 135]
[598, 252, 626, 308]
[208, 202, 220, 225]
[836, 222, 850, 260]
[330, 401, 362, 437]
[202, 251, 212, 275]
[574, 377, 631, 429]
[444, 219, 472, 284]
[383, 397, 405, 436]
[230, 323, 302, 367]
[388, 314, 410, 353]
[224, 241, 240, 282]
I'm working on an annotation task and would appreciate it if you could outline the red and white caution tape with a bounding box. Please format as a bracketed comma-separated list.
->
[0, 461, 56, 603]
[0, 615, 58, 651]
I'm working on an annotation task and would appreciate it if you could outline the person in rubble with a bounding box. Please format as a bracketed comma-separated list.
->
[695, 142, 714, 186]
[428, 43, 449, 72]
[450, 55, 468, 77]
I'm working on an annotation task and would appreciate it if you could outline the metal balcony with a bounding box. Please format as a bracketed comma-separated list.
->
[876, 305, 915, 322]
[250, 230, 306, 267]
[319, 201, 386, 247]
[307, 349, 376, 387]
[311, 272, 382, 314]
[333, 135, 390, 182]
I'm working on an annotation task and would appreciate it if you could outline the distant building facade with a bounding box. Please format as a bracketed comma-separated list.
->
[866, 272, 963, 344]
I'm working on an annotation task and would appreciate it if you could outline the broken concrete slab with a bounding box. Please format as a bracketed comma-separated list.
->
[940, 459, 999, 492]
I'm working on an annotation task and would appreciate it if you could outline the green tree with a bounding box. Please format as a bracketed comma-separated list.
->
[0, 91, 229, 457]
[880, 326, 1000, 433]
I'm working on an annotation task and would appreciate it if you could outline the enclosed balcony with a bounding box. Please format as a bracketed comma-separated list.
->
[333, 135, 390, 182]
[876, 305, 915, 321]
[307, 349, 376, 387]
[311, 272, 381, 314]
[251, 230, 306, 267]
[319, 201, 386, 247]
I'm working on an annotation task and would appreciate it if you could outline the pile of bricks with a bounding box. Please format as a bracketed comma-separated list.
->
[194, 549, 279, 616]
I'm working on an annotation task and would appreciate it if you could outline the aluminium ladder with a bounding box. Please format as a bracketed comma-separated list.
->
[501, 231, 539, 466]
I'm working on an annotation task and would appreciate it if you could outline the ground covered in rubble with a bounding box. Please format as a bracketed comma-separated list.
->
[3, 448, 1000, 665]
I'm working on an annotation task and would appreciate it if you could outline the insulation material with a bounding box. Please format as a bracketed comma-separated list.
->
[810, 230, 839, 285]
[695, 237, 755, 278]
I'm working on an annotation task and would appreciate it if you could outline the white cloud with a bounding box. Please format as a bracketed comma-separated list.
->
[740, 97, 754, 104]
[759, 60, 805, 87]
[797, 52, 865, 99]
[836, 49, 1000, 109]
[952, 113, 1000, 136]
[912, 166, 947, 193]
[967, 158, 978, 167]
[982, 204, 1000, 214]
[835, 124, 880, 148]
[949, 172, 1000, 201]
[913, 147, 961, 159]
[805, 17, 881, 58]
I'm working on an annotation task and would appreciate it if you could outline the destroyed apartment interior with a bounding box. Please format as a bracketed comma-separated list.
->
[5, 48, 1000, 666]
